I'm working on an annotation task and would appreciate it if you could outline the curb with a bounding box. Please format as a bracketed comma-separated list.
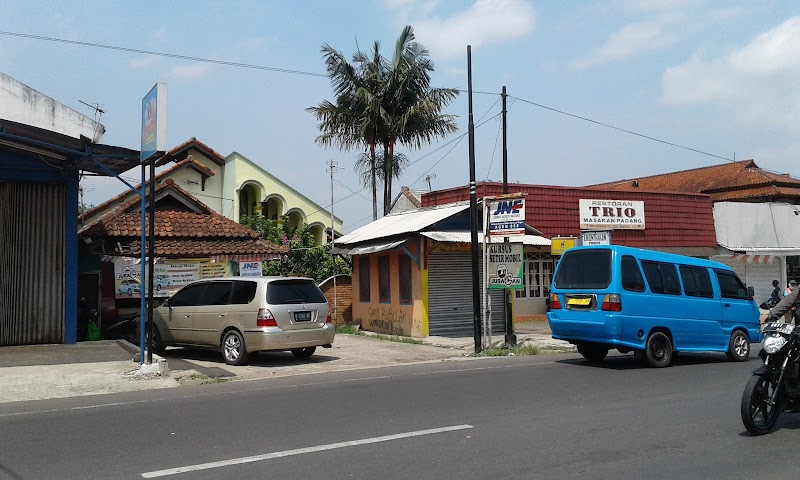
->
[116, 339, 171, 377]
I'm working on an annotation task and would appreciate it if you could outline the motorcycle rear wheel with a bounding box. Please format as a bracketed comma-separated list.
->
[741, 373, 783, 436]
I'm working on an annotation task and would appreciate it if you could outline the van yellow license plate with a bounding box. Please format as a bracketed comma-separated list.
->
[567, 298, 591, 306]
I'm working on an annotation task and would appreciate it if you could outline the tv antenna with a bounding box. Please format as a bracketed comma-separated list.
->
[425, 173, 437, 192]
[78, 100, 105, 142]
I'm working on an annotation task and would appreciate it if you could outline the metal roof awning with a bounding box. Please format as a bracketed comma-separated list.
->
[336, 202, 470, 245]
[0, 119, 140, 175]
[331, 239, 407, 255]
[422, 231, 551, 246]
[714, 202, 800, 255]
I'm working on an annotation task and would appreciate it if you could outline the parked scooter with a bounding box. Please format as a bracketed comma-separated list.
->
[741, 288, 800, 435]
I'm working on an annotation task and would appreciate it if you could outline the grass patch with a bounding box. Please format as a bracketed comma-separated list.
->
[335, 324, 423, 344]
[336, 324, 361, 335]
[471, 343, 541, 357]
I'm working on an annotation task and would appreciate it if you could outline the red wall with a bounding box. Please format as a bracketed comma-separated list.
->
[422, 182, 716, 248]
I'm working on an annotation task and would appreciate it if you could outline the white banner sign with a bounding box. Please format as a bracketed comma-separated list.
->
[580, 230, 611, 246]
[579, 199, 645, 230]
[239, 261, 263, 277]
[488, 197, 525, 236]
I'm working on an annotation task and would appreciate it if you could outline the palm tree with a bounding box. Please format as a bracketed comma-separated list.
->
[355, 151, 409, 200]
[377, 26, 459, 214]
[309, 26, 458, 218]
[307, 45, 383, 221]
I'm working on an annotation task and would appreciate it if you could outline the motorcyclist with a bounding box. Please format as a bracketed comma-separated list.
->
[768, 286, 800, 324]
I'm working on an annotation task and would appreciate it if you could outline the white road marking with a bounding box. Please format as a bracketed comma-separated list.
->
[141, 424, 473, 478]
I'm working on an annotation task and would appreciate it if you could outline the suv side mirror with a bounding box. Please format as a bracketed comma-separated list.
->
[747, 286, 755, 299]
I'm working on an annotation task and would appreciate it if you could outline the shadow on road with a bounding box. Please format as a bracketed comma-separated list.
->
[161, 347, 339, 374]
[556, 352, 761, 370]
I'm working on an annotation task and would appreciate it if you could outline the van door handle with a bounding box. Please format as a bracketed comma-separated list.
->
[218, 314, 226, 318]
[185, 314, 192, 318]
[723, 303, 731, 308]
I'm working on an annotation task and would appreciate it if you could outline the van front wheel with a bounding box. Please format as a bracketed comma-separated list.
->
[644, 332, 672, 368]
[577, 343, 608, 363]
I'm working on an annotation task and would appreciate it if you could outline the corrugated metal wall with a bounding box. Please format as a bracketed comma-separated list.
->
[428, 253, 505, 336]
[0, 181, 65, 345]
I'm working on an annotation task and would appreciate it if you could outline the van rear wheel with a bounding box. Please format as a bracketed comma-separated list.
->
[644, 331, 672, 368]
[726, 330, 750, 362]
[577, 343, 608, 363]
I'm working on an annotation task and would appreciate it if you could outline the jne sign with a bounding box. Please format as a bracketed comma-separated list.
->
[579, 199, 645, 230]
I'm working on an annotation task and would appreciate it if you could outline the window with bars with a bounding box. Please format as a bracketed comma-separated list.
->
[378, 255, 391, 303]
[359, 256, 370, 302]
[515, 252, 554, 299]
[399, 255, 412, 304]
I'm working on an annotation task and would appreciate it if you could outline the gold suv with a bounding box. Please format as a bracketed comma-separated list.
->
[150, 276, 334, 365]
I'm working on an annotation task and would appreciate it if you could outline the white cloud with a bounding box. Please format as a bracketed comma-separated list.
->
[570, 20, 677, 69]
[661, 16, 800, 119]
[406, 0, 535, 59]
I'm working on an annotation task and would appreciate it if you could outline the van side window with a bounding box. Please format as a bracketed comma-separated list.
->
[230, 281, 257, 305]
[641, 261, 682, 295]
[621, 255, 645, 292]
[715, 269, 749, 299]
[203, 281, 233, 306]
[680, 266, 714, 298]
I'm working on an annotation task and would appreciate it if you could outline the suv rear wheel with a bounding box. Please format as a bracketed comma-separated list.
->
[291, 347, 316, 359]
[222, 330, 248, 366]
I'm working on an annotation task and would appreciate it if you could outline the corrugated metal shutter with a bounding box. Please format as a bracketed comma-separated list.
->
[428, 253, 506, 336]
[715, 256, 781, 306]
[0, 182, 65, 346]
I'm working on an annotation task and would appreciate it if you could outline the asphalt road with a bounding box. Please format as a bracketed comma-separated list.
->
[1, 350, 798, 480]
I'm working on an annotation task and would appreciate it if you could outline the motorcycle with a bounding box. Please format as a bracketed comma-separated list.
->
[740, 321, 800, 435]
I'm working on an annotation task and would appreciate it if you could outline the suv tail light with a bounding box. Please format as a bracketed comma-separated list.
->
[549, 293, 562, 310]
[257, 308, 277, 327]
[326, 314, 332, 323]
[601, 294, 622, 312]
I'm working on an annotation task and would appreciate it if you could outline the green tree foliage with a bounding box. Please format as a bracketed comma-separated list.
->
[239, 214, 350, 282]
[308, 25, 458, 218]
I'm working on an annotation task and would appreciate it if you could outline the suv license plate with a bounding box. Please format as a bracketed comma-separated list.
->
[567, 297, 591, 306]
[294, 311, 312, 322]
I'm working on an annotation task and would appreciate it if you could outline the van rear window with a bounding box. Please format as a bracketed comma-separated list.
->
[267, 279, 327, 305]
[553, 249, 612, 289]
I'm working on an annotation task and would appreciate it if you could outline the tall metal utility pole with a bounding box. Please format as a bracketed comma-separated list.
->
[327, 159, 339, 323]
[502, 85, 516, 345]
[467, 45, 481, 354]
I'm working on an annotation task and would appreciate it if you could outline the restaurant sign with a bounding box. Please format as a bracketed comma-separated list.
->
[579, 199, 645, 230]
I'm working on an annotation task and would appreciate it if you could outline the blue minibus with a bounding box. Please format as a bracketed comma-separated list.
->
[547, 245, 762, 367]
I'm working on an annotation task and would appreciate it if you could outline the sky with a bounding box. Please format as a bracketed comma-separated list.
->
[2, 1, 799, 233]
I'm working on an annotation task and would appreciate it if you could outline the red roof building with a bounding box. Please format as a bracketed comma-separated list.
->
[422, 182, 717, 253]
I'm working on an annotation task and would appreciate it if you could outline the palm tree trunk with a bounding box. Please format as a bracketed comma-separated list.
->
[383, 143, 391, 215]
[370, 143, 377, 220]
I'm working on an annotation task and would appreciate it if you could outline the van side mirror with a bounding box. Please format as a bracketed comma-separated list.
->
[747, 286, 755, 299]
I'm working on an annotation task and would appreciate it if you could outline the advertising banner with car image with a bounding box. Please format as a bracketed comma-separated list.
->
[113, 257, 232, 299]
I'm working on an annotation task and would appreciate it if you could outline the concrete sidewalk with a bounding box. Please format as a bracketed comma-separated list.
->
[0, 321, 569, 404]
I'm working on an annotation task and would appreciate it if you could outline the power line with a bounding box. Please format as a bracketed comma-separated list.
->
[0, 30, 328, 78]
[509, 95, 735, 162]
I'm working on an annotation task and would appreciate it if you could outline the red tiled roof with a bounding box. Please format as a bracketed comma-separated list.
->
[422, 182, 717, 248]
[156, 137, 227, 167]
[81, 179, 288, 257]
[127, 239, 285, 256]
[588, 159, 800, 201]
[79, 156, 215, 222]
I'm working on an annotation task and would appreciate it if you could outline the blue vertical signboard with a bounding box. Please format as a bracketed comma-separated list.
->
[141, 82, 167, 162]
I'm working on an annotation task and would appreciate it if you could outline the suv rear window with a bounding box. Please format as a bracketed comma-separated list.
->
[553, 249, 612, 289]
[267, 279, 327, 305]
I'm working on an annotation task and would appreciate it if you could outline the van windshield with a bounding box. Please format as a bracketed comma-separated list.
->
[267, 279, 327, 305]
[553, 249, 612, 289]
